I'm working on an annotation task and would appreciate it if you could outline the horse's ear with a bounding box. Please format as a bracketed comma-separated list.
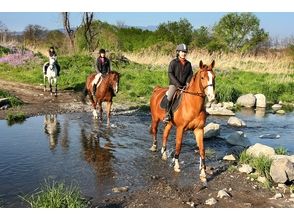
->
[199, 60, 203, 69]
[211, 60, 215, 69]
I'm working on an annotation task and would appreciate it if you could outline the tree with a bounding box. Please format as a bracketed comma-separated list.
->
[45, 30, 66, 49]
[192, 26, 212, 49]
[155, 18, 193, 45]
[213, 13, 269, 53]
[61, 12, 75, 50]
[82, 12, 98, 52]
[23, 24, 47, 46]
[0, 21, 8, 42]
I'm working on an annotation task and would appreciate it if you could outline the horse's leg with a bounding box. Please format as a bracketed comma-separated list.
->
[149, 118, 160, 152]
[173, 126, 184, 172]
[43, 75, 46, 92]
[194, 128, 207, 186]
[106, 101, 112, 127]
[161, 122, 173, 160]
[97, 101, 103, 121]
[50, 79, 53, 95]
[54, 78, 57, 97]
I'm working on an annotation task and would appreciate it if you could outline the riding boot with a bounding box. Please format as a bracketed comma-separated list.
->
[92, 84, 97, 96]
[163, 100, 172, 123]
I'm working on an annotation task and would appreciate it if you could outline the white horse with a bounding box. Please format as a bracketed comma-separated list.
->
[43, 56, 58, 96]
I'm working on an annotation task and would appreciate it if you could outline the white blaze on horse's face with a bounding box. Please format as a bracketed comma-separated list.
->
[206, 71, 215, 102]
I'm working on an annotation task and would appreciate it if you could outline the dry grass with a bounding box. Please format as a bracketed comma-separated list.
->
[124, 49, 294, 75]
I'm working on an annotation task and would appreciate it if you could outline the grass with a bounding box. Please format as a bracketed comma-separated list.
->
[0, 89, 23, 107]
[5, 111, 26, 125]
[205, 147, 216, 159]
[1, 52, 294, 105]
[274, 146, 289, 155]
[239, 151, 273, 180]
[21, 180, 88, 208]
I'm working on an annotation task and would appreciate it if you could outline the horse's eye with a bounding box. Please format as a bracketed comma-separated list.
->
[201, 77, 204, 79]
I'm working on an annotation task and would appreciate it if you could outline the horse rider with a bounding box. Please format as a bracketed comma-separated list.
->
[163, 43, 193, 123]
[43, 46, 61, 76]
[92, 48, 111, 96]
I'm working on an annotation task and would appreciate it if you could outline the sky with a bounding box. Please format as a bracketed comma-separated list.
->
[1, 0, 294, 40]
[1, 12, 294, 39]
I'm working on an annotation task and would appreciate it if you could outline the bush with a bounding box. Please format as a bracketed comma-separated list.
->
[6, 111, 26, 125]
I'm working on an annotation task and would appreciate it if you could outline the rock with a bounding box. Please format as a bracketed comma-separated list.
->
[272, 104, 282, 111]
[222, 102, 234, 109]
[226, 131, 251, 147]
[270, 158, 294, 183]
[223, 154, 236, 161]
[227, 116, 246, 127]
[206, 107, 235, 116]
[112, 186, 129, 193]
[246, 143, 276, 158]
[236, 94, 256, 108]
[204, 122, 220, 139]
[205, 198, 217, 205]
[290, 194, 294, 198]
[238, 164, 253, 174]
[272, 155, 294, 163]
[272, 193, 283, 199]
[217, 189, 231, 199]
[276, 110, 285, 115]
[227, 145, 246, 156]
[254, 94, 266, 108]
[257, 176, 267, 184]
[259, 134, 280, 139]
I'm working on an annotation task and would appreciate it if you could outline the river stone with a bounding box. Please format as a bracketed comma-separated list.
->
[257, 176, 267, 184]
[222, 102, 234, 110]
[272, 104, 282, 111]
[227, 116, 246, 127]
[259, 134, 280, 139]
[270, 158, 294, 183]
[246, 143, 276, 158]
[204, 122, 220, 139]
[223, 154, 236, 161]
[238, 164, 253, 174]
[112, 186, 129, 193]
[236, 94, 256, 108]
[254, 94, 266, 108]
[272, 155, 294, 163]
[205, 198, 217, 205]
[276, 110, 285, 115]
[217, 189, 231, 199]
[206, 107, 235, 116]
[225, 131, 251, 147]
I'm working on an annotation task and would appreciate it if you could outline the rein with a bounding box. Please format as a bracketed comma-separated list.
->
[177, 83, 214, 97]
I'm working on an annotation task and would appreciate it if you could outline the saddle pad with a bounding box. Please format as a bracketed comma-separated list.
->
[159, 92, 183, 113]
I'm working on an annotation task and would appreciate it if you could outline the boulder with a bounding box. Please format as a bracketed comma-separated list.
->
[227, 116, 246, 127]
[270, 158, 294, 183]
[236, 94, 256, 108]
[204, 122, 220, 139]
[206, 107, 235, 116]
[272, 104, 282, 111]
[225, 131, 251, 147]
[254, 94, 266, 108]
[246, 143, 276, 158]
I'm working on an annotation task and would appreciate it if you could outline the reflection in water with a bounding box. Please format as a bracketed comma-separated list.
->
[239, 107, 255, 116]
[255, 107, 266, 118]
[43, 114, 61, 150]
[61, 118, 69, 151]
[80, 120, 115, 181]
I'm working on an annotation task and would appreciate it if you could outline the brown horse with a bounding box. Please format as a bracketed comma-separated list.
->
[149, 60, 216, 185]
[83, 71, 120, 126]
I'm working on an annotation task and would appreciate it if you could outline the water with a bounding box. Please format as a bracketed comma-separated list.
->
[0, 109, 293, 207]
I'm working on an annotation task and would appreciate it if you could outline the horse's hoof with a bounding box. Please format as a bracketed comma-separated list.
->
[200, 177, 208, 187]
[174, 166, 181, 172]
[149, 144, 157, 152]
[173, 158, 181, 172]
[161, 151, 167, 160]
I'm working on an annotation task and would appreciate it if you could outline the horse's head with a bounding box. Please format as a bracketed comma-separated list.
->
[108, 71, 120, 94]
[189, 60, 216, 102]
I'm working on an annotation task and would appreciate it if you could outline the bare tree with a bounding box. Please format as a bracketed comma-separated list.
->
[61, 12, 75, 50]
[0, 21, 8, 43]
[82, 12, 95, 51]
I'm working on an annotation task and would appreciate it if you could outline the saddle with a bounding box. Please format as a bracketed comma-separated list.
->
[159, 90, 183, 113]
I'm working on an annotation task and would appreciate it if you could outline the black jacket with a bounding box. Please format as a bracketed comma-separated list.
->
[168, 58, 193, 87]
[96, 57, 111, 74]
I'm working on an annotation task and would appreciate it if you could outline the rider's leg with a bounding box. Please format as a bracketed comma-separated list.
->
[163, 85, 177, 123]
[92, 73, 102, 96]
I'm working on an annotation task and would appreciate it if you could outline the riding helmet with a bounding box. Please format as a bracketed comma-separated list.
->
[176, 43, 188, 52]
[99, 48, 106, 54]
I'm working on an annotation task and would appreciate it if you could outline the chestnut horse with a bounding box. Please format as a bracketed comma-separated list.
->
[83, 71, 120, 126]
[149, 60, 216, 185]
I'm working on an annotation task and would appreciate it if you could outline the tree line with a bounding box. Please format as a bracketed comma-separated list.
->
[1, 12, 294, 56]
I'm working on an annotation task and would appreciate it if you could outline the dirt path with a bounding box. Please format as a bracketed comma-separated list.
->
[1, 79, 294, 208]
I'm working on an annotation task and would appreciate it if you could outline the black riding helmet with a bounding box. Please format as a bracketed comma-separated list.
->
[176, 43, 188, 52]
[99, 48, 106, 54]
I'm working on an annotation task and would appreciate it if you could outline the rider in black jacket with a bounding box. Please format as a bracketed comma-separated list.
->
[163, 43, 193, 123]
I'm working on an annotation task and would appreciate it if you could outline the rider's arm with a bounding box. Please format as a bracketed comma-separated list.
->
[168, 60, 181, 88]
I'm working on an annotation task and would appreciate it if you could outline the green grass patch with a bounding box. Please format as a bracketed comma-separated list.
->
[21, 180, 88, 208]
[274, 146, 289, 155]
[239, 151, 273, 180]
[6, 111, 26, 125]
[0, 89, 23, 107]
[1, 53, 294, 106]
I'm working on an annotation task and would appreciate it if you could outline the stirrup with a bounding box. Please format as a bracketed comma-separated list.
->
[163, 114, 171, 123]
